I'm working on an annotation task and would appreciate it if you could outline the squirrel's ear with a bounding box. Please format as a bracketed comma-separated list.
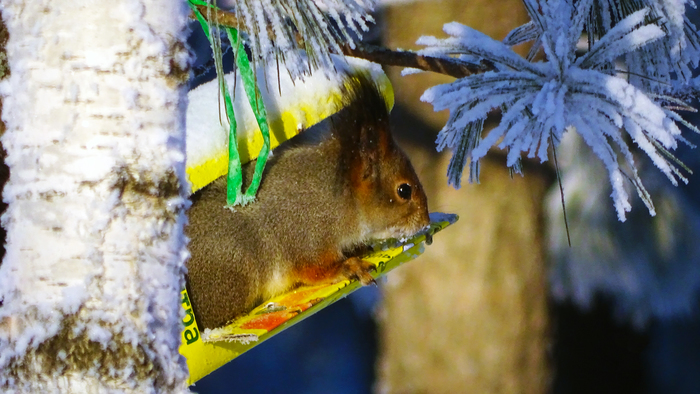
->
[358, 125, 380, 180]
[335, 73, 394, 184]
[358, 122, 393, 181]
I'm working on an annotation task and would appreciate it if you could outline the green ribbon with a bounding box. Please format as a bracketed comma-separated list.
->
[188, 0, 271, 206]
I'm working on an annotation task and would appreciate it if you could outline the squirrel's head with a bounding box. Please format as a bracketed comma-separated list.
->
[354, 138, 430, 241]
[333, 73, 430, 241]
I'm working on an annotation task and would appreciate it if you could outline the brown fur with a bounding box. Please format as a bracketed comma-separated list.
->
[185, 76, 430, 329]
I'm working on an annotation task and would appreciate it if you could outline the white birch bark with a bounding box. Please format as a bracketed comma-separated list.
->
[0, 0, 191, 392]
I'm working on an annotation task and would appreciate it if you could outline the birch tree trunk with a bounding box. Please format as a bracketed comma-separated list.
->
[0, 1, 191, 392]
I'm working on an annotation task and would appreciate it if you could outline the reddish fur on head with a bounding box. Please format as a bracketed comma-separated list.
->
[334, 74, 430, 241]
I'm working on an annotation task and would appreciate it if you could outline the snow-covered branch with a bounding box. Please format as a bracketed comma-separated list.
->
[190, 4, 488, 79]
[419, 0, 699, 221]
[203, 0, 376, 79]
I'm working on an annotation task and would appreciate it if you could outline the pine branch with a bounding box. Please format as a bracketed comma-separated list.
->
[193, 4, 240, 29]
[188, 5, 491, 79]
[341, 43, 489, 78]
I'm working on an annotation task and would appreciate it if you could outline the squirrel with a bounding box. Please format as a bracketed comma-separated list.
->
[185, 74, 430, 330]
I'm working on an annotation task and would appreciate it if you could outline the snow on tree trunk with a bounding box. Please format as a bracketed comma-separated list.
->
[0, 0, 191, 392]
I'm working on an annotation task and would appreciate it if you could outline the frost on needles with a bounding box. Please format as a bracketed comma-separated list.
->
[418, 0, 700, 221]
[225, 0, 374, 79]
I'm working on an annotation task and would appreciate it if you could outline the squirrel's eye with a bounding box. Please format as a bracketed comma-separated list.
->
[397, 183, 412, 200]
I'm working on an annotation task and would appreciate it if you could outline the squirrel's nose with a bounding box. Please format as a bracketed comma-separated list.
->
[421, 207, 430, 227]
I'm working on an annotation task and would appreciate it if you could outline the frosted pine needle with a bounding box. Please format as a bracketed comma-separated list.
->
[225, 0, 375, 79]
[585, 0, 700, 89]
[419, 0, 698, 221]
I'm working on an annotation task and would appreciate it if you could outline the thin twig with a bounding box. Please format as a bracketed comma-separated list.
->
[551, 141, 571, 247]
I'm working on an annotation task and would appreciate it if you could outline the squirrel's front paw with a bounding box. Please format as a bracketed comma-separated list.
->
[341, 257, 377, 286]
